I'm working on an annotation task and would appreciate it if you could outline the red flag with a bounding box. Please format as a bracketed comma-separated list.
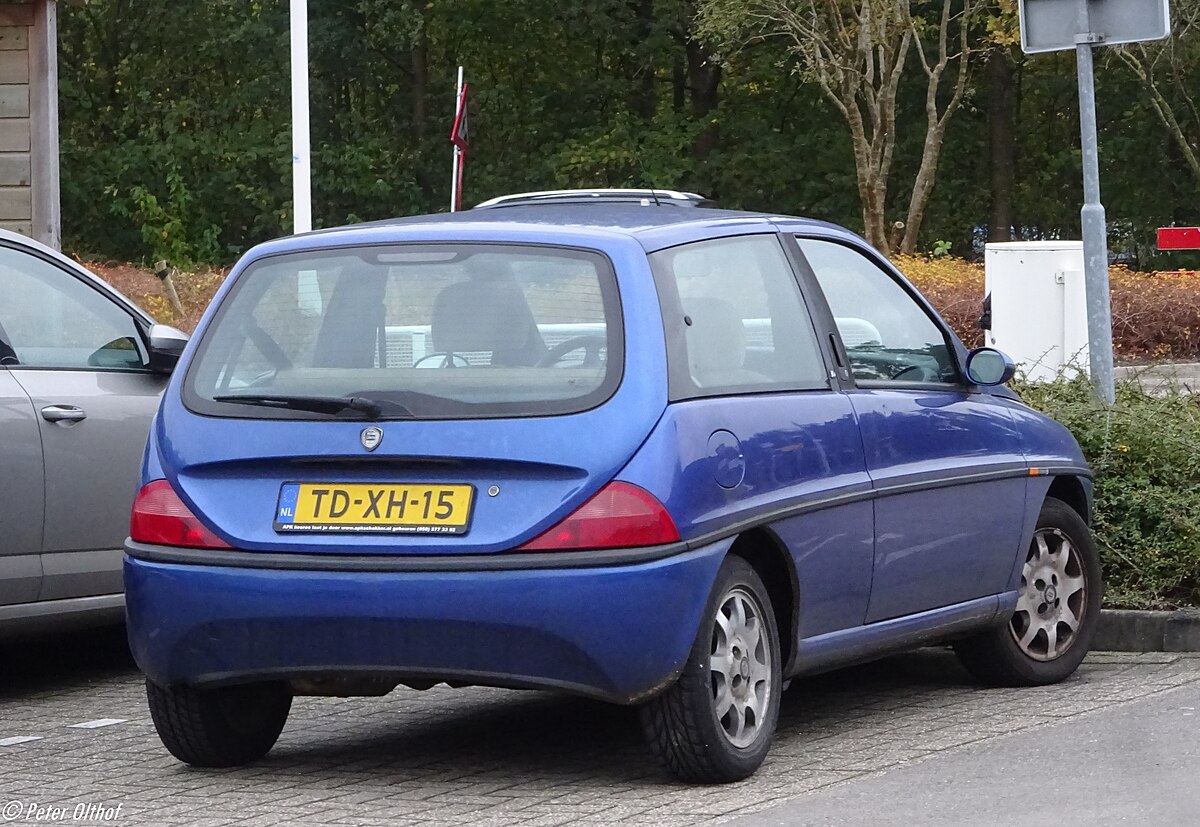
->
[450, 83, 470, 153]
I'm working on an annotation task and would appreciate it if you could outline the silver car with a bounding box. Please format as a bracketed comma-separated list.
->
[0, 230, 187, 638]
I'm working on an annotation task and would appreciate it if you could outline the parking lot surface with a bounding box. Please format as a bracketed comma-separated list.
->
[2, 629, 1198, 827]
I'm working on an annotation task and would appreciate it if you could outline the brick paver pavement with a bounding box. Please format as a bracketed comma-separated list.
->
[2, 629, 1197, 826]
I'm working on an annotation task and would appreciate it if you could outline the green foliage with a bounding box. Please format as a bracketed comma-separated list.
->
[107, 169, 221, 268]
[53, 0, 1200, 266]
[58, 1, 292, 264]
[1017, 375, 1200, 608]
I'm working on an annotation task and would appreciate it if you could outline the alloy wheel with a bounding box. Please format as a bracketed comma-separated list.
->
[709, 586, 774, 748]
[1010, 528, 1088, 662]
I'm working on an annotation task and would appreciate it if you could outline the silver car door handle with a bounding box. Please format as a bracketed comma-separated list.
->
[41, 405, 88, 423]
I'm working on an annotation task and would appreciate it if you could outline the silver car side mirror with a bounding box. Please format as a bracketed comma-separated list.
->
[147, 324, 189, 374]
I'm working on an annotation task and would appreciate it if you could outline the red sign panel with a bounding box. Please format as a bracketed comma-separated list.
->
[1158, 227, 1200, 250]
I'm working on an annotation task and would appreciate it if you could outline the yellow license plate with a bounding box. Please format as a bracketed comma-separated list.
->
[274, 482, 475, 535]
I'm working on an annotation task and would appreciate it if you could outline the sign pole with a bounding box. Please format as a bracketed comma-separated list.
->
[450, 66, 463, 212]
[290, 0, 312, 234]
[1074, 0, 1115, 404]
[1019, 0, 1170, 404]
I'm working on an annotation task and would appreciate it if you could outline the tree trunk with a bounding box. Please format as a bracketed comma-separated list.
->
[672, 57, 686, 112]
[901, 122, 948, 254]
[408, 1, 432, 200]
[848, 120, 890, 252]
[411, 38, 427, 145]
[686, 40, 721, 165]
[986, 48, 1016, 243]
[632, 0, 657, 122]
[899, 0, 974, 254]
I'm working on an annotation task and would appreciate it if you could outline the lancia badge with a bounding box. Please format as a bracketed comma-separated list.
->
[360, 426, 384, 452]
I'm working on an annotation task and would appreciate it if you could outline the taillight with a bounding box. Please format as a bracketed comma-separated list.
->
[518, 482, 679, 551]
[130, 480, 231, 549]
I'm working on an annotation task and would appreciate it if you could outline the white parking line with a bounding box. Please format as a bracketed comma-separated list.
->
[0, 736, 43, 746]
[67, 719, 127, 729]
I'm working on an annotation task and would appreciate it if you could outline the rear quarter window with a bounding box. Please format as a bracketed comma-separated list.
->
[649, 234, 829, 399]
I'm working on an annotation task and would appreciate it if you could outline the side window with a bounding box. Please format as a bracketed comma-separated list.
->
[650, 235, 828, 395]
[798, 238, 959, 385]
[0, 247, 147, 371]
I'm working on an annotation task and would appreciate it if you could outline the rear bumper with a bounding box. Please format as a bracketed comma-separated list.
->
[123, 540, 728, 704]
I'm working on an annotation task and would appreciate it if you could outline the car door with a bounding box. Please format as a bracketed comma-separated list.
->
[0, 364, 44, 606]
[794, 236, 1027, 623]
[0, 243, 166, 602]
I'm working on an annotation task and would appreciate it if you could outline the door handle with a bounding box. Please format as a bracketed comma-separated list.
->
[41, 405, 87, 423]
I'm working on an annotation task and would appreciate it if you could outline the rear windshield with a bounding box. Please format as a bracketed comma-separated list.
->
[184, 244, 623, 420]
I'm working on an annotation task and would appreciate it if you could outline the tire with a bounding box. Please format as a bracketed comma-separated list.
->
[146, 679, 292, 768]
[640, 556, 782, 783]
[954, 497, 1103, 686]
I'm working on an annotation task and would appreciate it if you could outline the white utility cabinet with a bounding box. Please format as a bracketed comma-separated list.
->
[983, 241, 1089, 382]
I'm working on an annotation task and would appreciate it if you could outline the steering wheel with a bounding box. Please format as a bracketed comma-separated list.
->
[243, 368, 279, 389]
[413, 352, 472, 368]
[890, 364, 935, 382]
[536, 335, 606, 368]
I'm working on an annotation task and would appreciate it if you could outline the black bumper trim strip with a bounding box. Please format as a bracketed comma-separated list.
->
[124, 539, 694, 572]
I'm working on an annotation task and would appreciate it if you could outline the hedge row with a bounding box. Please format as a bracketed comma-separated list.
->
[90, 257, 1200, 608]
[896, 255, 1200, 362]
[94, 254, 1200, 361]
[1018, 375, 1200, 609]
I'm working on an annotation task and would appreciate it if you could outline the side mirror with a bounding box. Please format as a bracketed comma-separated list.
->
[147, 324, 189, 374]
[964, 347, 1015, 387]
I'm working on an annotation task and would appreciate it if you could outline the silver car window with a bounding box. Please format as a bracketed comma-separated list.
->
[0, 247, 146, 371]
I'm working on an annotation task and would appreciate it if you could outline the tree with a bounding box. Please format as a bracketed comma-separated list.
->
[1111, 0, 1200, 187]
[982, 0, 1020, 243]
[698, 0, 980, 254]
[54, 0, 1200, 266]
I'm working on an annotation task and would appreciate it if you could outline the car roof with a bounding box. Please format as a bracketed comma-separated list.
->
[249, 204, 859, 259]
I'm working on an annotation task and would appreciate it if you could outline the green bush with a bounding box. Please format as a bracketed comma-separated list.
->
[1017, 375, 1200, 609]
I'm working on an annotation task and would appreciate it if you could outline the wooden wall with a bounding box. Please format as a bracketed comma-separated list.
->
[0, 3, 32, 239]
[0, 0, 58, 248]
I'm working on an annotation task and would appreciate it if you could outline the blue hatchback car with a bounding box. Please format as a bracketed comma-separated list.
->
[125, 192, 1101, 782]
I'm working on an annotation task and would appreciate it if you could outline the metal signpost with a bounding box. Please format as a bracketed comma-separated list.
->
[1018, 0, 1171, 404]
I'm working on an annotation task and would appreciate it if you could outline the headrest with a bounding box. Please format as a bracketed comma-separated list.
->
[835, 317, 883, 348]
[431, 279, 545, 365]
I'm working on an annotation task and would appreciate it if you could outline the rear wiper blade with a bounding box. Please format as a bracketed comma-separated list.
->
[212, 394, 411, 419]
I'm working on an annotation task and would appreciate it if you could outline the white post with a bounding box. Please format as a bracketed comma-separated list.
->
[450, 66, 463, 212]
[290, 0, 313, 234]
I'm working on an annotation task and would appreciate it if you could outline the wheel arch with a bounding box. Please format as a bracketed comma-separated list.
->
[727, 527, 799, 675]
[1046, 475, 1090, 525]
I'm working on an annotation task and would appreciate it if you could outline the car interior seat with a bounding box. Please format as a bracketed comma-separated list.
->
[431, 267, 546, 366]
[311, 269, 387, 368]
[683, 297, 770, 388]
[0, 318, 18, 365]
[834, 317, 884, 348]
